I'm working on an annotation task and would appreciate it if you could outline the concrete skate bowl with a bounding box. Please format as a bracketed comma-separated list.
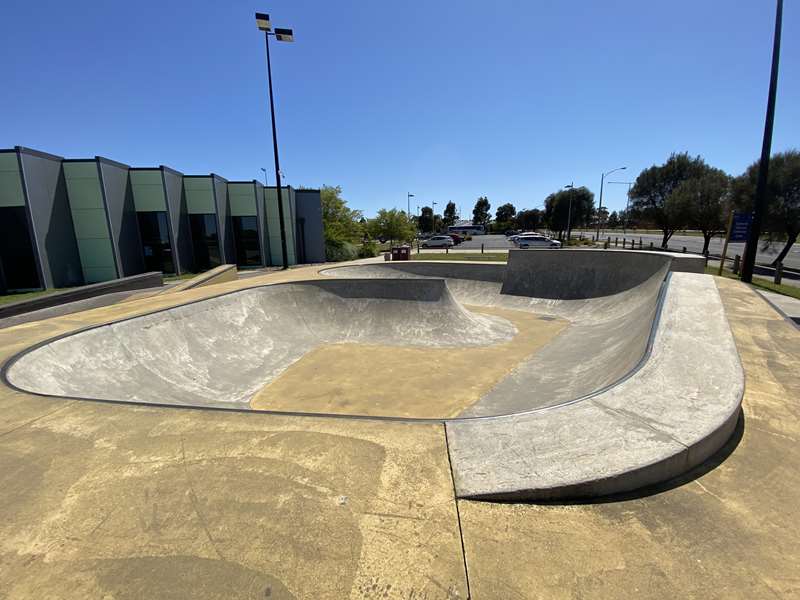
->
[2, 249, 744, 500]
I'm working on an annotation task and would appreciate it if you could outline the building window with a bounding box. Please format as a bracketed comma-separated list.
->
[232, 215, 261, 267]
[137, 211, 175, 274]
[189, 214, 221, 271]
[0, 206, 40, 291]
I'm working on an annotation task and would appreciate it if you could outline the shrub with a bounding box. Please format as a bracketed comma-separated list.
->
[358, 241, 380, 258]
[325, 239, 359, 262]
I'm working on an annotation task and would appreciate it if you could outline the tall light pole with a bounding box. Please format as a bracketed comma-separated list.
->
[256, 12, 294, 269]
[407, 192, 414, 218]
[563, 183, 575, 242]
[596, 166, 626, 240]
[742, 0, 783, 283]
[607, 181, 634, 235]
[431, 201, 438, 233]
[260, 167, 268, 187]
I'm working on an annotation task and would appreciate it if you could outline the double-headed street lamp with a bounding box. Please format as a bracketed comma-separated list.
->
[256, 12, 294, 269]
[596, 166, 626, 239]
[607, 181, 634, 235]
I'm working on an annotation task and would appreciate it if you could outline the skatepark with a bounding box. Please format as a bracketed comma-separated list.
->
[0, 248, 798, 598]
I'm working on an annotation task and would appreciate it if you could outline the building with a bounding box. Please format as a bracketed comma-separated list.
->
[0, 146, 325, 292]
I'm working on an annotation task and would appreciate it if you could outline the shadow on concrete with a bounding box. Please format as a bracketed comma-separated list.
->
[480, 409, 746, 506]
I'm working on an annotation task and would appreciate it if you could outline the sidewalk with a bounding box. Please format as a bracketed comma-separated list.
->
[757, 290, 800, 326]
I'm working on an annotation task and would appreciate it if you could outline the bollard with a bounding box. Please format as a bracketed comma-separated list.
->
[417, 242, 420, 254]
[580, 233, 583, 240]
[614, 237, 618, 247]
[682, 246, 687, 253]
[649, 241, 654, 250]
[732, 254, 741, 274]
[604, 240, 609, 249]
[446, 246, 449, 254]
[639, 237, 643, 249]
[774, 262, 783, 285]
[481, 243, 484, 254]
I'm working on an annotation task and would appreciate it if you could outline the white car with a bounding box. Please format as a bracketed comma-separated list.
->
[421, 235, 455, 248]
[515, 234, 561, 249]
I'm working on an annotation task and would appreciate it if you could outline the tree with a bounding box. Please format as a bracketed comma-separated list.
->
[544, 187, 594, 239]
[419, 206, 435, 233]
[495, 203, 516, 225]
[368, 208, 416, 245]
[442, 202, 457, 228]
[669, 169, 731, 255]
[607, 211, 620, 229]
[515, 209, 543, 231]
[732, 150, 800, 266]
[320, 185, 363, 244]
[630, 152, 709, 248]
[472, 196, 491, 227]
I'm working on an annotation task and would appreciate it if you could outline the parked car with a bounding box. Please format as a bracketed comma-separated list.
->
[422, 235, 456, 248]
[448, 233, 464, 245]
[515, 234, 561, 249]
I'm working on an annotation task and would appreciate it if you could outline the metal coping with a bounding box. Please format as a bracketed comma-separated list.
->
[0, 267, 671, 425]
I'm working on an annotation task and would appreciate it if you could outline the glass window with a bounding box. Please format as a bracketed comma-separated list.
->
[0, 206, 40, 291]
[232, 215, 261, 267]
[137, 211, 175, 274]
[189, 214, 221, 271]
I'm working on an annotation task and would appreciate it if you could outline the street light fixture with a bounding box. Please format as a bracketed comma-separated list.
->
[259, 167, 268, 187]
[256, 12, 294, 269]
[596, 166, 626, 240]
[607, 181, 634, 235]
[432, 201, 438, 234]
[563, 183, 575, 242]
[407, 192, 414, 217]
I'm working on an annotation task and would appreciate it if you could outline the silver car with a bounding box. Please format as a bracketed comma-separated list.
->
[421, 235, 455, 248]
[515, 235, 561, 249]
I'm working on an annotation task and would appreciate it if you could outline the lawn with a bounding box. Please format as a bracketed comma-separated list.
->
[0, 288, 61, 306]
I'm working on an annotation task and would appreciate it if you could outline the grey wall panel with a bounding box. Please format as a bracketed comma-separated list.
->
[162, 167, 193, 274]
[295, 189, 326, 263]
[99, 159, 144, 277]
[212, 175, 233, 264]
[255, 183, 270, 266]
[18, 149, 83, 288]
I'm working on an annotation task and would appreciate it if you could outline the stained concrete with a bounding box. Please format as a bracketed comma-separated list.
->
[251, 305, 567, 418]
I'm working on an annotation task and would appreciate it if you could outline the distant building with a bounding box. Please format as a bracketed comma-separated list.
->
[0, 146, 325, 292]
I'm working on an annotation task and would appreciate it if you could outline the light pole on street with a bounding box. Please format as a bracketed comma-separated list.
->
[407, 192, 414, 217]
[256, 12, 294, 269]
[607, 181, 634, 235]
[431, 201, 438, 233]
[596, 166, 626, 240]
[563, 183, 575, 242]
[259, 167, 268, 187]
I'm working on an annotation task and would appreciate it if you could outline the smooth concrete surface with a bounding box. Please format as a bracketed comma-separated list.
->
[446, 273, 743, 500]
[458, 277, 800, 599]
[6, 279, 515, 410]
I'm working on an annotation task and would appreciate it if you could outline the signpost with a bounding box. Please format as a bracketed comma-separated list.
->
[718, 211, 753, 275]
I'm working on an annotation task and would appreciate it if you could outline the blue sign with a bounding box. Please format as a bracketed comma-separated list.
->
[729, 212, 752, 243]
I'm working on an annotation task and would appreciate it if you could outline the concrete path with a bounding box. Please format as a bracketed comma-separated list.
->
[757, 289, 800, 326]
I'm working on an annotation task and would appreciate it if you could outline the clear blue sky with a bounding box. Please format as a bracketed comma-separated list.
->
[2, 1, 797, 217]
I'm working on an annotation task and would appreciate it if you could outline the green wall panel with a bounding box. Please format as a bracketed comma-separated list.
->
[64, 161, 117, 282]
[184, 177, 215, 214]
[264, 187, 296, 265]
[228, 183, 257, 217]
[0, 153, 25, 207]
[130, 170, 167, 212]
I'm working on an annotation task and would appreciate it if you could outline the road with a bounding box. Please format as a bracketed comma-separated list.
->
[455, 233, 799, 270]
[578, 230, 800, 270]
